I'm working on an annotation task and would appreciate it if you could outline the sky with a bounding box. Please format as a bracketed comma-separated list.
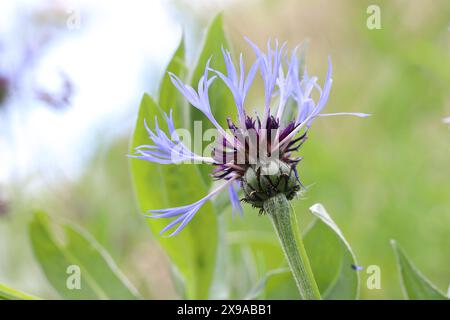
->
[0, 0, 182, 187]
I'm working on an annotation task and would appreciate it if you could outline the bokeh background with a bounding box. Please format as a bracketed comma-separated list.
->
[0, 0, 449, 299]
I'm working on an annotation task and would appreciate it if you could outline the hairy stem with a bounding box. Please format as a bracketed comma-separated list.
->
[264, 193, 321, 300]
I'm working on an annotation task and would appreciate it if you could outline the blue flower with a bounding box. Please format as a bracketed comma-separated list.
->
[211, 48, 259, 127]
[131, 39, 369, 236]
[130, 110, 215, 164]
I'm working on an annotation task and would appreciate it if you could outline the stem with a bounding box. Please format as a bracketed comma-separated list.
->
[264, 193, 321, 300]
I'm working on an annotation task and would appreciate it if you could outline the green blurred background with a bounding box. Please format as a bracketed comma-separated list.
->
[0, 0, 449, 299]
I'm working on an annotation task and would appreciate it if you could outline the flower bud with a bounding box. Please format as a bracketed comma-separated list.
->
[242, 159, 300, 211]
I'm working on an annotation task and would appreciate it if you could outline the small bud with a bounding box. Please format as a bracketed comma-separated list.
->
[242, 159, 300, 211]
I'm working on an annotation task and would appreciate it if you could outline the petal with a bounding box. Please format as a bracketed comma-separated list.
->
[169, 64, 235, 145]
[312, 57, 332, 116]
[146, 180, 233, 236]
[243, 58, 259, 100]
[168, 73, 199, 106]
[211, 48, 259, 128]
[246, 37, 286, 116]
[317, 112, 371, 118]
[131, 114, 215, 165]
[228, 181, 243, 217]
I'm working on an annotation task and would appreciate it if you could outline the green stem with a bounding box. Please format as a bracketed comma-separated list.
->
[264, 193, 321, 300]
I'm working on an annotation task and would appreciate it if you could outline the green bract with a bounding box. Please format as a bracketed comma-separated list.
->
[242, 160, 300, 210]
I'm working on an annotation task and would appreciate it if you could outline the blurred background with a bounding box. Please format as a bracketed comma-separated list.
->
[0, 0, 449, 299]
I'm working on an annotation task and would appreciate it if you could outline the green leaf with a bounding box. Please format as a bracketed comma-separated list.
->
[228, 203, 360, 299]
[129, 93, 218, 299]
[226, 217, 297, 299]
[0, 283, 41, 300]
[29, 211, 140, 300]
[303, 203, 360, 299]
[159, 37, 188, 129]
[391, 240, 447, 300]
[244, 268, 290, 300]
[190, 13, 234, 127]
[209, 215, 229, 299]
[189, 13, 235, 184]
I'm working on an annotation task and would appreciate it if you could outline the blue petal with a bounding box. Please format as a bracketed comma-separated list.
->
[245, 37, 286, 118]
[210, 48, 258, 127]
[317, 112, 371, 118]
[228, 181, 243, 217]
[146, 180, 233, 236]
[130, 111, 214, 165]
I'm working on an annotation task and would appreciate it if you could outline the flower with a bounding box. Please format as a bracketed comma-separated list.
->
[131, 39, 369, 236]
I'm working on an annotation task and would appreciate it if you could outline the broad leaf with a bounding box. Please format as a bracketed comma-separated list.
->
[304, 203, 360, 299]
[159, 37, 188, 128]
[0, 283, 41, 300]
[29, 212, 140, 299]
[227, 204, 360, 299]
[391, 240, 447, 300]
[209, 215, 229, 299]
[190, 13, 235, 184]
[226, 215, 297, 299]
[129, 93, 218, 299]
[244, 268, 290, 300]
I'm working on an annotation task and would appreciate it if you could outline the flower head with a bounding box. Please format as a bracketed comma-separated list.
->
[131, 38, 369, 236]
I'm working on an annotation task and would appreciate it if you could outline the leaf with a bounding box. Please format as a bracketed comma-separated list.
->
[226, 214, 298, 299]
[29, 211, 141, 300]
[208, 215, 229, 299]
[244, 268, 290, 300]
[228, 204, 360, 299]
[189, 13, 235, 184]
[190, 13, 235, 128]
[391, 239, 448, 300]
[303, 203, 360, 299]
[129, 93, 218, 299]
[159, 37, 188, 129]
[0, 283, 41, 300]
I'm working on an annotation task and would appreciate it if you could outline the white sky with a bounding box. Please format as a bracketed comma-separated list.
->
[0, 0, 183, 187]
[0, 0, 244, 190]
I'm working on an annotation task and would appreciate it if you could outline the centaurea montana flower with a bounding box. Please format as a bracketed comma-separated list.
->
[131, 39, 369, 236]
